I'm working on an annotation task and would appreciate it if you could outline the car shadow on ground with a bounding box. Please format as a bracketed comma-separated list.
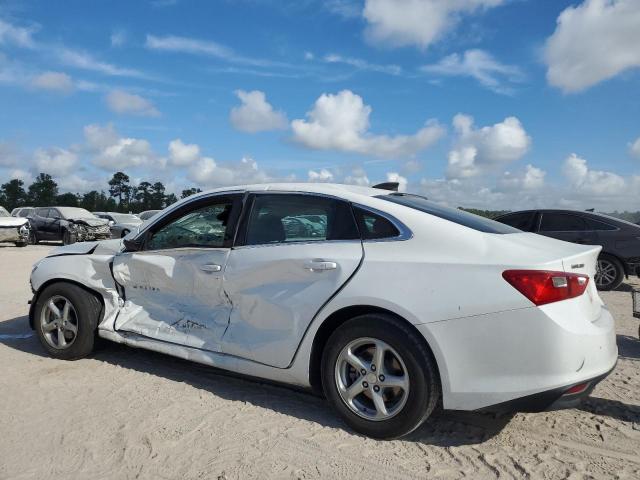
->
[0, 314, 514, 446]
[617, 334, 640, 360]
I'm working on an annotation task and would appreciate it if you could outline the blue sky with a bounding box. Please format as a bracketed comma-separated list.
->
[1, 0, 639, 210]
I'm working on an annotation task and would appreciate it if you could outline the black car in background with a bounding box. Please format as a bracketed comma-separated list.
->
[495, 209, 640, 291]
[29, 207, 111, 245]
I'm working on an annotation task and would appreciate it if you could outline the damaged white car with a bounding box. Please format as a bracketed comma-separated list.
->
[28, 184, 617, 439]
[0, 206, 30, 247]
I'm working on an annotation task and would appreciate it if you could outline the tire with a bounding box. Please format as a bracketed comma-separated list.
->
[595, 254, 624, 291]
[62, 229, 76, 245]
[321, 313, 440, 439]
[15, 241, 28, 247]
[34, 282, 102, 360]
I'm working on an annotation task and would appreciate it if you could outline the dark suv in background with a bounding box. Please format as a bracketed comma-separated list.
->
[29, 207, 111, 245]
[495, 209, 640, 291]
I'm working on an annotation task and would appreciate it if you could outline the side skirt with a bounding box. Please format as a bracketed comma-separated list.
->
[98, 329, 310, 388]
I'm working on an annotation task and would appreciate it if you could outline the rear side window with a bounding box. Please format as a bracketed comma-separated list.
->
[377, 194, 519, 234]
[36, 208, 49, 217]
[353, 207, 400, 240]
[540, 213, 587, 232]
[496, 212, 536, 232]
[245, 194, 359, 246]
[584, 218, 617, 231]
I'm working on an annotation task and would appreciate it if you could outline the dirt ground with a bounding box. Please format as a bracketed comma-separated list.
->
[0, 243, 639, 480]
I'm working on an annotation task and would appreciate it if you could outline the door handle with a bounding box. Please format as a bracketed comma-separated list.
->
[200, 264, 222, 273]
[304, 259, 337, 272]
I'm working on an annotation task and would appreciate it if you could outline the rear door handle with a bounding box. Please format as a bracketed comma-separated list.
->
[304, 259, 337, 272]
[200, 264, 222, 273]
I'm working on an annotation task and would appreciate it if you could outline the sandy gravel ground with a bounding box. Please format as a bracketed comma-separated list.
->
[0, 243, 639, 480]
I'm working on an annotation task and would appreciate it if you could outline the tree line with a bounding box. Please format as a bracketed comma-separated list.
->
[0, 172, 202, 213]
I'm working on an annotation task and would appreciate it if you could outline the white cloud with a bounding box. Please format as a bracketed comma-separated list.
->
[291, 90, 444, 158]
[344, 167, 370, 186]
[386, 172, 408, 192]
[325, 0, 362, 18]
[188, 156, 274, 187]
[421, 49, 523, 94]
[544, 0, 640, 93]
[34, 147, 78, 175]
[169, 139, 200, 166]
[145, 34, 287, 68]
[562, 153, 626, 195]
[110, 30, 127, 47]
[56, 47, 146, 78]
[629, 137, 640, 158]
[323, 54, 402, 75]
[363, 0, 505, 49]
[447, 114, 531, 179]
[84, 123, 159, 170]
[497, 164, 546, 191]
[106, 90, 160, 117]
[0, 19, 37, 48]
[229, 90, 288, 133]
[30, 71, 74, 94]
[308, 168, 334, 182]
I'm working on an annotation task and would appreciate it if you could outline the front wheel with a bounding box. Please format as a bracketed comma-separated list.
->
[322, 314, 440, 439]
[15, 241, 28, 247]
[34, 283, 102, 359]
[595, 254, 624, 291]
[62, 229, 76, 245]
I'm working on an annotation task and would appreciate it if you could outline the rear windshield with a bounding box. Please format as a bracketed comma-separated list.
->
[377, 194, 520, 234]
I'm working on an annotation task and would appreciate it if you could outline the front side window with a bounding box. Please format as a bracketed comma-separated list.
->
[146, 201, 234, 250]
[584, 217, 617, 231]
[245, 194, 358, 246]
[539, 213, 587, 232]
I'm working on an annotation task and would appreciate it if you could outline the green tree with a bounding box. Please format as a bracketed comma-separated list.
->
[1, 179, 28, 210]
[28, 173, 58, 206]
[181, 187, 202, 199]
[56, 192, 80, 207]
[150, 182, 165, 209]
[164, 193, 178, 207]
[134, 181, 153, 212]
[108, 172, 132, 211]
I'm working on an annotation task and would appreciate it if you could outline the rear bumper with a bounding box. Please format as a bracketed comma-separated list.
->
[478, 363, 615, 413]
[417, 302, 618, 411]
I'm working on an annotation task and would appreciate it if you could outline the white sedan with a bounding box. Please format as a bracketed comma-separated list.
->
[28, 183, 617, 439]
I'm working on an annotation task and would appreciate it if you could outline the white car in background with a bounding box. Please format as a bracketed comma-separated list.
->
[28, 183, 617, 439]
[0, 206, 30, 247]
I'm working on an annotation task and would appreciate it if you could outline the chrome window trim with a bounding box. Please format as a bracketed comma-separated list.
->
[352, 203, 413, 242]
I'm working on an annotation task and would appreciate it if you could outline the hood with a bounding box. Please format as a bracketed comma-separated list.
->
[0, 217, 29, 227]
[48, 238, 123, 257]
[69, 217, 109, 227]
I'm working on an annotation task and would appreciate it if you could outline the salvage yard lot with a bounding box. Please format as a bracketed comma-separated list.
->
[1, 244, 639, 479]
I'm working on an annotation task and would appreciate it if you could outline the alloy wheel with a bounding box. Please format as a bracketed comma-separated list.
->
[595, 259, 617, 289]
[334, 337, 410, 421]
[40, 295, 79, 349]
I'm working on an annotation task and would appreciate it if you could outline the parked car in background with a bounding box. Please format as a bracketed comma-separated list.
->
[11, 207, 35, 218]
[495, 209, 640, 291]
[28, 184, 616, 439]
[0, 206, 30, 247]
[29, 207, 111, 245]
[94, 212, 143, 238]
[138, 209, 161, 221]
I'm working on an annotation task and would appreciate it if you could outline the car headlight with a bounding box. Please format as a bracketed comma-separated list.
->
[19, 224, 29, 235]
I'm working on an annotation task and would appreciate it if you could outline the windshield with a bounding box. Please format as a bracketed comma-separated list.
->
[111, 213, 142, 224]
[378, 194, 521, 234]
[57, 207, 96, 219]
[0, 207, 9, 217]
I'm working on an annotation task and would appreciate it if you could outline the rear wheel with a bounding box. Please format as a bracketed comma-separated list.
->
[34, 283, 101, 359]
[322, 313, 440, 439]
[595, 254, 624, 291]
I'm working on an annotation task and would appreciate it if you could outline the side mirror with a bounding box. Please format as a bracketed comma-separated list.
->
[108, 220, 115, 227]
[123, 234, 145, 252]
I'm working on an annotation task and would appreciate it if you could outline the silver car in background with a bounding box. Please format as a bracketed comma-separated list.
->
[94, 212, 143, 238]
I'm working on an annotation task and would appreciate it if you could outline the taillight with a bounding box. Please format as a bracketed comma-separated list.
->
[502, 270, 589, 306]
